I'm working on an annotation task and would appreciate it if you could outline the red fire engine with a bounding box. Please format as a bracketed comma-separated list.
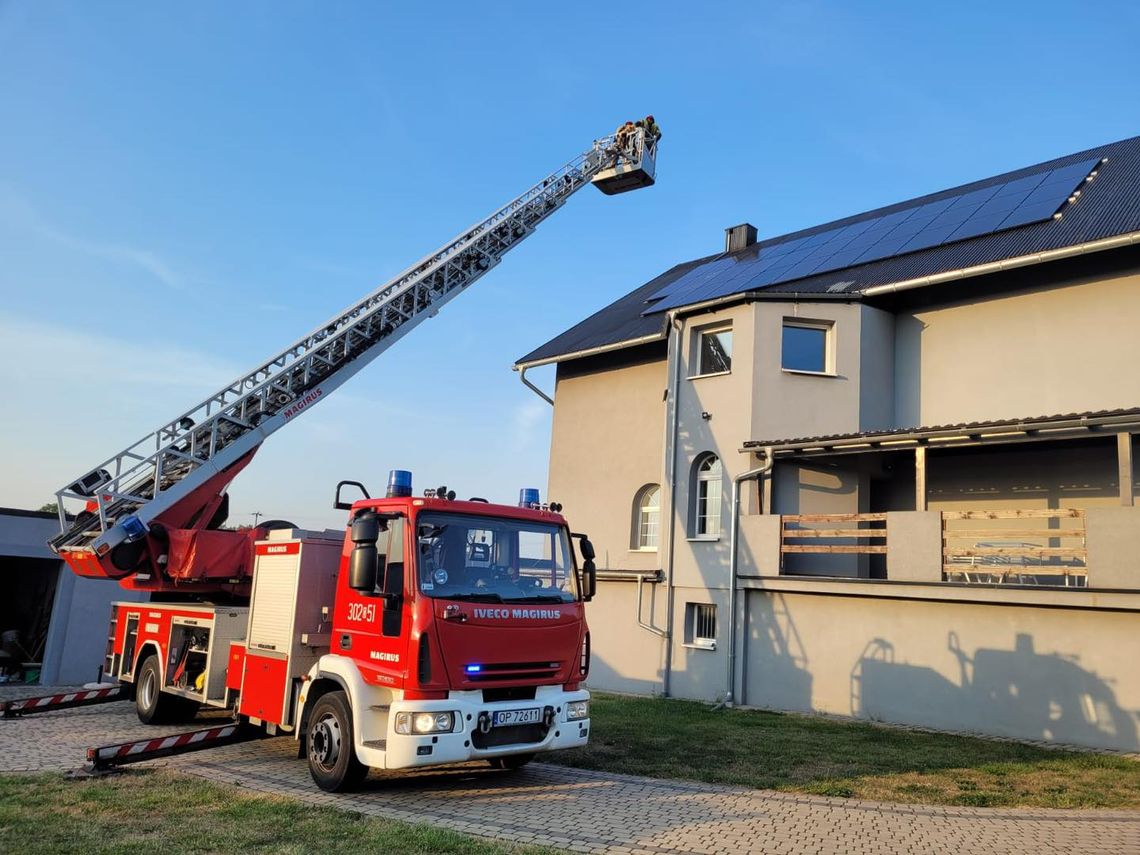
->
[39, 127, 657, 790]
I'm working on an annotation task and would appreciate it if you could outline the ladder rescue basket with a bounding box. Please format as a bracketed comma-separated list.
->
[592, 129, 657, 195]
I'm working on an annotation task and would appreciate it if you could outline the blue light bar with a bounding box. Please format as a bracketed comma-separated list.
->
[387, 469, 413, 498]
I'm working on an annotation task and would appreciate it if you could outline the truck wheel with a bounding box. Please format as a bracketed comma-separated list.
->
[307, 691, 368, 792]
[135, 655, 195, 724]
[135, 656, 171, 725]
[490, 752, 535, 771]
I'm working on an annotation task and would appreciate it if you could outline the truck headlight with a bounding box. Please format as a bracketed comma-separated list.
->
[394, 711, 455, 734]
[566, 700, 589, 721]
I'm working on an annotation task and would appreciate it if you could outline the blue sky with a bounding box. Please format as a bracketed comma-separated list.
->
[2, 1, 1138, 530]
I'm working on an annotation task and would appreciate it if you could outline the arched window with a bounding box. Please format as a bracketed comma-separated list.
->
[631, 484, 660, 550]
[693, 454, 723, 538]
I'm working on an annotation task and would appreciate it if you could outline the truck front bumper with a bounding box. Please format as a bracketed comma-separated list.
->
[381, 685, 590, 769]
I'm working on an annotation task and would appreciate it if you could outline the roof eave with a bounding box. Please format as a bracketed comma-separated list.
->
[513, 331, 667, 370]
[862, 230, 1140, 299]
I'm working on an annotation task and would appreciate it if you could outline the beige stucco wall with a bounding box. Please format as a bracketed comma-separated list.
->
[749, 302, 893, 443]
[895, 271, 1140, 427]
[670, 303, 756, 593]
[548, 345, 667, 573]
[586, 578, 668, 695]
[741, 587, 1140, 751]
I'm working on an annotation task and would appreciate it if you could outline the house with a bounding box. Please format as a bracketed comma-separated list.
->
[515, 134, 1140, 751]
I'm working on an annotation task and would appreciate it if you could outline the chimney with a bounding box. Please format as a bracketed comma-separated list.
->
[725, 222, 757, 253]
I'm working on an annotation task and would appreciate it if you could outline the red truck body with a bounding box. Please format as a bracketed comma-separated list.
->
[101, 491, 594, 790]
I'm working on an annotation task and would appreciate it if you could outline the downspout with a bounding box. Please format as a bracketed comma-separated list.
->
[516, 365, 554, 406]
[661, 310, 684, 697]
[723, 449, 774, 708]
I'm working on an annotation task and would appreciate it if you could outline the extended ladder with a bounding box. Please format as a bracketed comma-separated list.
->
[52, 128, 656, 559]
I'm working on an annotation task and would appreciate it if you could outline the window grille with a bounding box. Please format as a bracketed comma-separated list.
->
[685, 602, 717, 649]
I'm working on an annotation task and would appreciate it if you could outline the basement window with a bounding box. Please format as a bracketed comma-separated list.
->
[782, 319, 834, 374]
[692, 324, 732, 377]
[684, 602, 717, 650]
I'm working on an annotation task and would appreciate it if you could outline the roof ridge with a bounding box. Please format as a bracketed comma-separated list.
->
[751, 134, 1136, 251]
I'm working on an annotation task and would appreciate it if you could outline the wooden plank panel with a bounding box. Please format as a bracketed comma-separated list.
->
[943, 565, 1087, 577]
[941, 528, 1086, 539]
[940, 509, 1085, 520]
[782, 529, 889, 538]
[781, 545, 888, 554]
[782, 513, 888, 523]
[943, 547, 1086, 557]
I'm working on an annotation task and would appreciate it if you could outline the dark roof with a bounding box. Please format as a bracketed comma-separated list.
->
[516, 255, 713, 365]
[519, 134, 1140, 366]
[742, 409, 1140, 458]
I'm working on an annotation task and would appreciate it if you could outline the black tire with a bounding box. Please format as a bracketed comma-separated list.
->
[134, 655, 198, 724]
[307, 691, 369, 792]
[489, 752, 535, 771]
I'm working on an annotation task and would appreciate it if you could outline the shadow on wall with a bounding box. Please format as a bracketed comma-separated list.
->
[585, 579, 667, 696]
[742, 592, 813, 712]
[852, 632, 1140, 751]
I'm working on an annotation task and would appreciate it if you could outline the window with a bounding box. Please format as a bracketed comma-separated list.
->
[693, 454, 723, 538]
[631, 484, 660, 550]
[684, 602, 717, 649]
[693, 324, 732, 376]
[782, 320, 833, 374]
[415, 512, 577, 603]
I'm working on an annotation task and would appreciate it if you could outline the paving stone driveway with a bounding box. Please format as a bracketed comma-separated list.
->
[1, 688, 1138, 854]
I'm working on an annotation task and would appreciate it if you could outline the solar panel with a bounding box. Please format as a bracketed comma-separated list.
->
[644, 157, 1102, 315]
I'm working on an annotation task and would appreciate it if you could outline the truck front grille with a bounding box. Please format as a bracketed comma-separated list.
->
[466, 661, 560, 682]
[471, 722, 549, 749]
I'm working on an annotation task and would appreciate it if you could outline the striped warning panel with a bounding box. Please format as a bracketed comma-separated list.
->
[1, 685, 124, 717]
[85, 723, 265, 770]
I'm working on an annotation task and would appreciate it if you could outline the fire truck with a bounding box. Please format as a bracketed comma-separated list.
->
[40, 127, 658, 791]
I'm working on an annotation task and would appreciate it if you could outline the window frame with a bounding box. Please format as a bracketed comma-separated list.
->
[690, 453, 724, 540]
[689, 323, 734, 379]
[630, 483, 661, 551]
[781, 318, 835, 376]
[684, 602, 718, 650]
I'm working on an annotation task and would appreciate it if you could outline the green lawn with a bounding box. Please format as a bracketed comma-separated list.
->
[0, 771, 559, 855]
[545, 693, 1140, 809]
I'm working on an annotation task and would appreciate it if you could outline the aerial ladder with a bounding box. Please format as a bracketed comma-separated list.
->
[49, 126, 658, 595]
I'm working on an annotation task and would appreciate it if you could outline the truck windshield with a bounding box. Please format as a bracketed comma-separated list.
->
[415, 511, 577, 603]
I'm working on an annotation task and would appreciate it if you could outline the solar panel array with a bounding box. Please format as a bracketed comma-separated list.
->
[643, 157, 1103, 315]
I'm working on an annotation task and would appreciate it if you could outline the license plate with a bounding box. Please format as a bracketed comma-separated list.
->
[491, 707, 541, 727]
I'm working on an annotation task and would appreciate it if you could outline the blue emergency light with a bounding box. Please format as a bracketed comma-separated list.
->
[465, 664, 482, 673]
[121, 515, 148, 541]
[519, 488, 540, 508]
[386, 469, 413, 498]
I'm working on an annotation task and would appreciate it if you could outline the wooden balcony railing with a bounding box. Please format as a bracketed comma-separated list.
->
[780, 513, 887, 559]
[941, 508, 1087, 586]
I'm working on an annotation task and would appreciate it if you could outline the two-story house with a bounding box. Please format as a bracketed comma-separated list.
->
[516, 134, 1140, 751]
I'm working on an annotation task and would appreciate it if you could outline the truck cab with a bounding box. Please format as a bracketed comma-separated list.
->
[298, 477, 595, 790]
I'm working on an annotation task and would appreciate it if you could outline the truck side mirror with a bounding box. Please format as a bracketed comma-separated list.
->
[581, 562, 597, 602]
[579, 537, 596, 562]
[349, 544, 380, 592]
[572, 534, 597, 602]
[348, 511, 381, 592]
